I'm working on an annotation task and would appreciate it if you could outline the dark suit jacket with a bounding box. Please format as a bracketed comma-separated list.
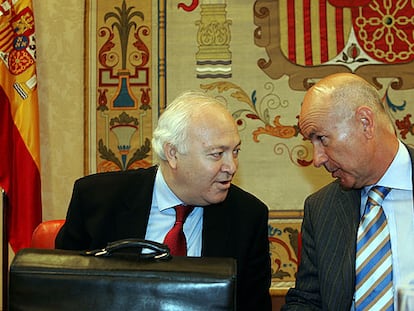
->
[281, 146, 414, 310]
[56, 166, 271, 311]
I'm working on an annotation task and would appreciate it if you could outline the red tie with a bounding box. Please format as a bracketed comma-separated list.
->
[163, 204, 194, 256]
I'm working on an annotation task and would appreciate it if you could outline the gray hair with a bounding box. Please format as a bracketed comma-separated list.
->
[152, 91, 226, 161]
[331, 78, 384, 119]
[311, 75, 388, 123]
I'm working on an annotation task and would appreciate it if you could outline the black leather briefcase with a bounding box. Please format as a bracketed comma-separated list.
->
[9, 239, 236, 310]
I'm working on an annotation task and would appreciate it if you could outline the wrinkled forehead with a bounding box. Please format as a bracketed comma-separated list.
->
[299, 87, 335, 137]
[300, 84, 332, 115]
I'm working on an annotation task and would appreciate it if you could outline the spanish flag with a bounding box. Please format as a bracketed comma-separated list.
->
[0, 0, 42, 252]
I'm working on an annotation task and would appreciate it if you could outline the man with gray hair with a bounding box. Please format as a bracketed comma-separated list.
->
[56, 91, 272, 311]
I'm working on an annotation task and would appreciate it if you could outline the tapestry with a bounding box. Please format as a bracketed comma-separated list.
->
[84, 0, 414, 291]
[268, 210, 303, 291]
[84, 0, 153, 173]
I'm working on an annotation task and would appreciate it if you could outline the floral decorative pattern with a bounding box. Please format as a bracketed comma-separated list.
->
[268, 211, 303, 284]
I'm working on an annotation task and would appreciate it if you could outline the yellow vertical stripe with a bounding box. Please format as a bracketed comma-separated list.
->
[279, 0, 288, 58]
[326, 2, 338, 59]
[295, 0, 305, 65]
[342, 8, 352, 57]
[311, 1, 321, 64]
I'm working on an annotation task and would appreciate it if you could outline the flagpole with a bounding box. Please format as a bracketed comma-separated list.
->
[2, 189, 8, 311]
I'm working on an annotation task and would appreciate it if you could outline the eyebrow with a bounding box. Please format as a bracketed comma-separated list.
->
[208, 140, 242, 151]
[300, 130, 313, 141]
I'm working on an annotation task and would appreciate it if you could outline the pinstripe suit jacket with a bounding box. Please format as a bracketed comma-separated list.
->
[281, 146, 414, 311]
[55, 166, 271, 311]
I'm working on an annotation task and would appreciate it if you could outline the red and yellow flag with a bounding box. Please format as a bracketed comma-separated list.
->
[0, 0, 42, 252]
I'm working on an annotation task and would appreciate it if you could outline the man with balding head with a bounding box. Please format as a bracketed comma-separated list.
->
[282, 73, 414, 310]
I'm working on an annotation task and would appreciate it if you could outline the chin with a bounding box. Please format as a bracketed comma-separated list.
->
[338, 178, 356, 190]
[207, 193, 228, 205]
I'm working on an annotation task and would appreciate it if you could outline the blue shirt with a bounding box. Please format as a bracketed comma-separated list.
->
[358, 141, 414, 305]
[144, 168, 203, 256]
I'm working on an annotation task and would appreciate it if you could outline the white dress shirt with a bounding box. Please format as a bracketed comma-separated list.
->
[144, 168, 203, 256]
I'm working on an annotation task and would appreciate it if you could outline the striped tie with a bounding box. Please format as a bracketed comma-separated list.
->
[355, 186, 394, 311]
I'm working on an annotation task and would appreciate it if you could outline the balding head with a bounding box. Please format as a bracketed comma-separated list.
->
[299, 73, 398, 189]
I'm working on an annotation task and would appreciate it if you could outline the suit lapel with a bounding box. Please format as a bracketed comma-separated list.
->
[114, 167, 157, 239]
[335, 187, 360, 239]
[202, 200, 232, 256]
[335, 188, 360, 292]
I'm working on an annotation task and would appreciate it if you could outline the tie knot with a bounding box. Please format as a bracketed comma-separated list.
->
[367, 185, 391, 207]
[174, 204, 194, 223]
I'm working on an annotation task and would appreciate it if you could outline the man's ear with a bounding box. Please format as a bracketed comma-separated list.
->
[164, 143, 178, 168]
[355, 106, 374, 137]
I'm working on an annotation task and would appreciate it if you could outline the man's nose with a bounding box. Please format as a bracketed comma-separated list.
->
[313, 146, 328, 168]
[222, 155, 238, 174]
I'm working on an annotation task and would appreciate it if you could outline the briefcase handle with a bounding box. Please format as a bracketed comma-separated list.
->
[84, 239, 171, 260]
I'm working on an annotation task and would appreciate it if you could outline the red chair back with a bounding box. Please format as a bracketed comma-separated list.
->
[31, 220, 65, 249]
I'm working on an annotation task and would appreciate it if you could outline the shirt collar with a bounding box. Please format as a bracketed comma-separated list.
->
[153, 169, 183, 212]
[365, 140, 412, 194]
